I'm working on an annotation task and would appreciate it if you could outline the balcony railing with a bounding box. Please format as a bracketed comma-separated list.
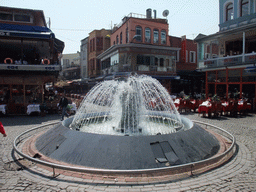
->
[203, 52, 256, 68]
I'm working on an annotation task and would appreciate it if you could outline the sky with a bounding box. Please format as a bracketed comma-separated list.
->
[2, 0, 219, 54]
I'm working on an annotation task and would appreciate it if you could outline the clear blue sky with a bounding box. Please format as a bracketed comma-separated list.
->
[2, 0, 219, 54]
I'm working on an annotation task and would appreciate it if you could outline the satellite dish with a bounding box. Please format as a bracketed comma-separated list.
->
[162, 10, 169, 17]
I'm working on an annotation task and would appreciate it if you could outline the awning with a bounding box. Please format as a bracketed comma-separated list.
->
[0, 23, 54, 39]
[54, 38, 65, 52]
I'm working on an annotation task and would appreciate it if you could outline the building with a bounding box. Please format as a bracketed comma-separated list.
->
[80, 37, 88, 79]
[61, 52, 81, 80]
[0, 6, 64, 114]
[88, 29, 111, 78]
[170, 35, 203, 94]
[97, 10, 181, 93]
[61, 52, 80, 69]
[195, 0, 256, 110]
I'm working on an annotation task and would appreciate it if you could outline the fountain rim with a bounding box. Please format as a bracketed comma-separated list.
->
[13, 118, 236, 175]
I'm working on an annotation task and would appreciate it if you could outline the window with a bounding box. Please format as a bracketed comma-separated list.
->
[0, 12, 32, 23]
[145, 28, 151, 43]
[116, 35, 119, 44]
[160, 58, 164, 67]
[153, 29, 159, 44]
[137, 55, 144, 64]
[135, 26, 142, 41]
[161, 30, 166, 44]
[0, 12, 12, 21]
[96, 37, 103, 51]
[226, 3, 234, 21]
[126, 27, 129, 43]
[155, 57, 158, 66]
[120, 32, 123, 44]
[145, 56, 150, 65]
[190, 51, 196, 63]
[240, 0, 249, 17]
[14, 14, 31, 22]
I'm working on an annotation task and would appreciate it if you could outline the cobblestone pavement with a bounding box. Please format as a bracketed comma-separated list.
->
[1, 112, 256, 192]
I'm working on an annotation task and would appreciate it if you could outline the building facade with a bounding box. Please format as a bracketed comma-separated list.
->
[97, 10, 180, 93]
[60, 52, 81, 80]
[196, 0, 256, 110]
[88, 29, 111, 78]
[0, 6, 64, 114]
[170, 35, 203, 94]
[80, 37, 88, 79]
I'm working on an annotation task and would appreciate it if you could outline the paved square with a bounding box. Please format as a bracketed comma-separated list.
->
[1, 113, 256, 191]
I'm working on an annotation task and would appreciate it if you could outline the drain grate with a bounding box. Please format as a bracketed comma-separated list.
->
[3, 158, 35, 171]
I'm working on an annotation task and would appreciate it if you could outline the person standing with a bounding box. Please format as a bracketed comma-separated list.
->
[59, 94, 69, 121]
[0, 121, 7, 137]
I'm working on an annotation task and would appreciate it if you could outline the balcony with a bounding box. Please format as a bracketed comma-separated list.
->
[203, 52, 256, 68]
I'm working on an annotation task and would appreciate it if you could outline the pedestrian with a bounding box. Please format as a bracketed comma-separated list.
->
[0, 121, 7, 137]
[59, 94, 69, 121]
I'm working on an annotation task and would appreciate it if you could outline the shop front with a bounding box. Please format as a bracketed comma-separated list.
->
[0, 74, 56, 115]
[206, 67, 256, 111]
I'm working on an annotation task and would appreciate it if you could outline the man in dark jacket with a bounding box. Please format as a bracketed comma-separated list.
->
[59, 94, 69, 121]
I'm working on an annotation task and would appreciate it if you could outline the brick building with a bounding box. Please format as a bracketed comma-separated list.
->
[97, 10, 180, 93]
[88, 29, 111, 78]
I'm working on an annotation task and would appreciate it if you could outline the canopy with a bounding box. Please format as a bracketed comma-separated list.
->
[0, 23, 54, 39]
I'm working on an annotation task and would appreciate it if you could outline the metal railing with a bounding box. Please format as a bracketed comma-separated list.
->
[13, 120, 236, 177]
[204, 52, 256, 68]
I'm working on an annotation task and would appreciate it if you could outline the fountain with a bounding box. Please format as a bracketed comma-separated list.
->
[70, 75, 183, 136]
[33, 74, 231, 171]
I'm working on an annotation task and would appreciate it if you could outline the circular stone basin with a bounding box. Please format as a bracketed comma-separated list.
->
[35, 116, 220, 170]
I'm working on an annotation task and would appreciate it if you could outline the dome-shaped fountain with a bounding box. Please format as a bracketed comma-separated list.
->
[70, 75, 183, 136]
[35, 74, 222, 170]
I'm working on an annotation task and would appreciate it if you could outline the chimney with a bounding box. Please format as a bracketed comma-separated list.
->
[153, 10, 156, 19]
[146, 8, 152, 19]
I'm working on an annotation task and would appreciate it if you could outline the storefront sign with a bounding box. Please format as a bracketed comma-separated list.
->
[7, 66, 18, 70]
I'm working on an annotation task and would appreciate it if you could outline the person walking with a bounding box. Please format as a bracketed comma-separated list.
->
[59, 94, 69, 121]
[0, 121, 7, 137]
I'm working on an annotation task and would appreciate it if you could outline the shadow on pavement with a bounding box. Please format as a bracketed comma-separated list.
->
[0, 114, 62, 126]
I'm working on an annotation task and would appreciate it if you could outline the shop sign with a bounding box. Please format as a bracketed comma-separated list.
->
[7, 66, 18, 70]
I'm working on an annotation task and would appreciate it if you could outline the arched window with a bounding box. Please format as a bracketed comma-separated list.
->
[145, 28, 151, 43]
[116, 35, 119, 44]
[226, 3, 234, 21]
[135, 26, 142, 41]
[120, 32, 123, 44]
[161, 30, 166, 44]
[240, 0, 249, 16]
[153, 29, 159, 44]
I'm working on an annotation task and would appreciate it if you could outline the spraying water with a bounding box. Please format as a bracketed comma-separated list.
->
[70, 74, 183, 136]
